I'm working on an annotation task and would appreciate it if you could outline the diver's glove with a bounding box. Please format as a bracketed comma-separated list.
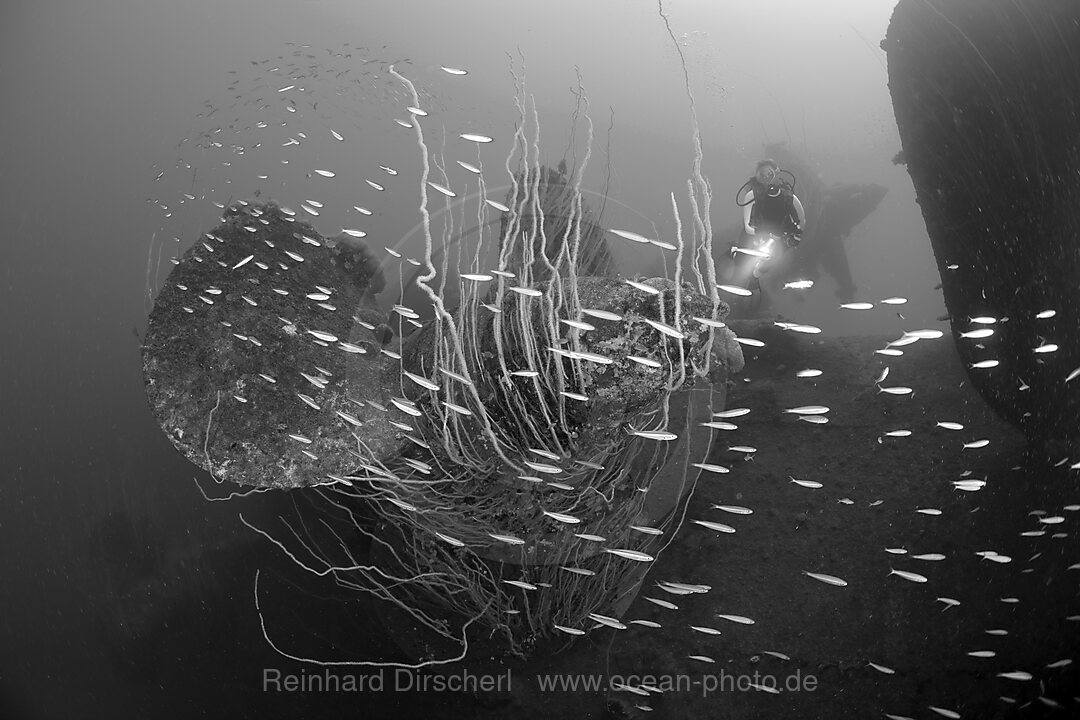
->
[785, 231, 802, 249]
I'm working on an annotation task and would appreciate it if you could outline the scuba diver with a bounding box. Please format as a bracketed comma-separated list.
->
[732, 159, 807, 307]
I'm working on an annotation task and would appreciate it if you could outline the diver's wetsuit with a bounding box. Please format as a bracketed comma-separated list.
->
[743, 178, 802, 241]
[736, 179, 801, 284]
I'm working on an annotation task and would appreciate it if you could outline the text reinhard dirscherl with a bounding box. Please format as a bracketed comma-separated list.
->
[262, 668, 512, 693]
[262, 667, 818, 697]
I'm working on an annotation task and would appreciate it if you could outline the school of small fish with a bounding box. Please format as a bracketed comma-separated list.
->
[145, 42, 1079, 718]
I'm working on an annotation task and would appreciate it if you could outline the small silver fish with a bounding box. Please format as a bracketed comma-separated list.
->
[427, 181, 456, 198]
[560, 566, 596, 576]
[700, 421, 738, 430]
[996, 671, 1033, 681]
[803, 571, 847, 587]
[390, 398, 422, 417]
[307, 329, 338, 343]
[509, 286, 542, 297]
[693, 520, 736, 533]
[715, 613, 755, 625]
[502, 579, 538, 591]
[588, 613, 626, 630]
[889, 568, 928, 583]
[542, 510, 580, 524]
[694, 316, 727, 328]
[717, 284, 753, 297]
[442, 400, 472, 416]
[783, 279, 814, 290]
[401, 370, 440, 391]
[659, 582, 711, 594]
[906, 329, 944, 339]
[603, 548, 654, 562]
[335, 410, 362, 427]
[608, 228, 652, 244]
[643, 318, 684, 339]
[631, 429, 678, 441]
[711, 505, 753, 515]
[488, 533, 525, 545]
[936, 421, 964, 430]
[581, 308, 623, 321]
[643, 597, 678, 610]
[784, 405, 829, 415]
[627, 355, 662, 368]
[387, 497, 418, 512]
[625, 279, 661, 295]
